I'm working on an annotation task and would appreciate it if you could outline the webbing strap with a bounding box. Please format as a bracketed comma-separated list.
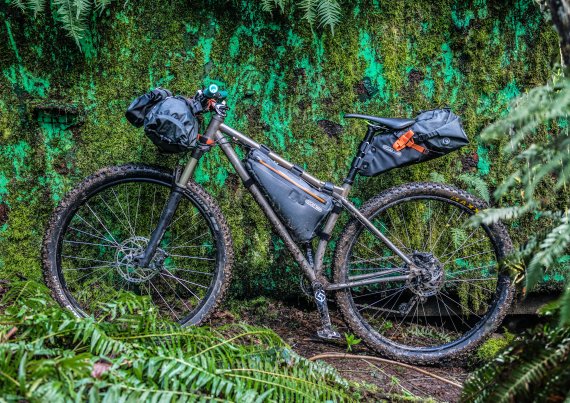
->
[393, 130, 427, 154]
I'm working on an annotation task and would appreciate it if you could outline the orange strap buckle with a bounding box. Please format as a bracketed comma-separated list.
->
[392, 130, 427, 154]
[197, 134, 215, 146]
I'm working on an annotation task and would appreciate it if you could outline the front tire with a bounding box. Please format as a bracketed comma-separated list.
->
[334, 182, 514, 365]
[42, 164, 234, 325]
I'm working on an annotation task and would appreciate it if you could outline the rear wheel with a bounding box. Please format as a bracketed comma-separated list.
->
[334, 182, 514, 364]
[42, 164, 233, 325]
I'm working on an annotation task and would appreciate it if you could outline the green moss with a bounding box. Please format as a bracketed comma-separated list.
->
[476, 329, 516, 362]
[0, 0, 564, 297]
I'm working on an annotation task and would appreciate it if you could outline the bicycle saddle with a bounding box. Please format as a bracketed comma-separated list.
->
[344, 114, 415, 130]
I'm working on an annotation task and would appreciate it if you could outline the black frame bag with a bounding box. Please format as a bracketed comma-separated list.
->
[246, 149, 334, 242]
[359, 108, 469, 176]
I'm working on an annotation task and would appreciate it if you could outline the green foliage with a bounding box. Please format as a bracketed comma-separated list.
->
[458, 173, 490, 203]
[344, 333, 361, 352]
[0, 0, 561, 298]
[462, 325, 570, 403]
[471, 74, 570, 322]
[261, 0, 341, 32]
[475, 329, 516, 362]
[0, 281, 351, 401]
[10, 0, 115, 45]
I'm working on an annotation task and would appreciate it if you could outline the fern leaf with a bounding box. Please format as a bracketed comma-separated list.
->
[52, 0, 91, 44]
[458, 173, 490, 203]
[526, 213, 570, 290]
[299, 0, 318, 27]
[316, 0, 341, 33]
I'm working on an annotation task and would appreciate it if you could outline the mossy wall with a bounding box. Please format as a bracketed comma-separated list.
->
[0, 0, 566, 298]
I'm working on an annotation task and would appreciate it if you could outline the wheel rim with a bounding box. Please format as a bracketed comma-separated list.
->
[56, 176, 221, 324]
[343, 195, 505, 351]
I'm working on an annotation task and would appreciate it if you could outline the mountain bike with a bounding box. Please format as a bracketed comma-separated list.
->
[43, 84, 514, 364]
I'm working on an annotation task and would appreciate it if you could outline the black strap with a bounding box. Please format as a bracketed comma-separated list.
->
[291, 165, 304, 177]
[317, 231, 331, 241]
[415, 130, 439, 141]
[243, 178, 255, 189]
[322, 182, 334, 195]
[332, 203, 343, 214]
[259, 144, 271, 155]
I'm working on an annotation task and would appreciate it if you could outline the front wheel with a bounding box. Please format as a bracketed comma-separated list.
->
[334, 182, 514, 365]
[42, 164, 234, 325]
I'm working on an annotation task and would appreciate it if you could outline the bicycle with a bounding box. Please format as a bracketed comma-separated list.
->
[43, 84, 514, 364]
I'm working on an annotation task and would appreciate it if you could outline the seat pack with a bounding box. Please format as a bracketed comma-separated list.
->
[357, 108, 469, 176]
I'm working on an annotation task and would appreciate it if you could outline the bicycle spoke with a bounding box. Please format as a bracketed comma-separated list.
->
[111, 188, 135, 237]
[86, 203, 119, 244]
[149, 280, 179, 321]
[159, 272, 201, 301]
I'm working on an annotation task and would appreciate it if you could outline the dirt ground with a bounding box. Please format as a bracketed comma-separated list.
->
[210, 297, 470, 402]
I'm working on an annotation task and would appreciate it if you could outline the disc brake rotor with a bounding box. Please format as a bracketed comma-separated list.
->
[115, 236, 167, 283]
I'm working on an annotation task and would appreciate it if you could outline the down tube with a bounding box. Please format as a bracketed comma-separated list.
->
[214, 131, 317, 283]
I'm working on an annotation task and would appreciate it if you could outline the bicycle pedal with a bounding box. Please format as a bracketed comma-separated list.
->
[317, 327, 341, 340]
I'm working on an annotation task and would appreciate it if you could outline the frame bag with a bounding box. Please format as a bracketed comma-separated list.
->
[125, 88, 201, 154]
[246, 149, 334, 242]
[359, 108, 469, 176]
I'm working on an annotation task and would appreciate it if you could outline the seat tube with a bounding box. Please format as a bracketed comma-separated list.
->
[344, 125, 376, 185]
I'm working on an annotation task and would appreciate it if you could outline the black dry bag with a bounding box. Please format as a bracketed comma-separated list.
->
[359, 108, 469, 176]
[246, 149, 334, 243]
[126, 88, 200, 154]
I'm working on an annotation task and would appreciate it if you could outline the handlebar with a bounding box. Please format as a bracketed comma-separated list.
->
[192, 84, 229, 117]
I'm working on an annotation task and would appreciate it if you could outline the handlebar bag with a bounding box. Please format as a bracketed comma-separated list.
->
[246, 149, 334, 243]
[359, 108, 469, 176]
[143, 96, 199, 153]
[125, 88, 172, 127]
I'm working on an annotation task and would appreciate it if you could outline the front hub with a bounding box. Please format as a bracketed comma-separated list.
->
[115, 236, 167, 283]
[406, 252, 445, 297]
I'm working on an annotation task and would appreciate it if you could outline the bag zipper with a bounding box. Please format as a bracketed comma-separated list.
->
[255, 157, 327, 204]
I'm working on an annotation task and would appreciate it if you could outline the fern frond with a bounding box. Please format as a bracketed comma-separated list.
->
[10, 0, 27, 11]
[526, 213, 570, 290]
[299, 0, 318, 27]
[458, 173, 490, 202]
[0, 282, 350, 401]
[316, 0, 341, 33]
[262, 0, 286, 13]
[52, 0, 91, 44]
[429, 172, 447, 183]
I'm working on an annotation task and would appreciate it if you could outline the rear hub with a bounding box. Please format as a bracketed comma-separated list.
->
[406, 251, 444, 297]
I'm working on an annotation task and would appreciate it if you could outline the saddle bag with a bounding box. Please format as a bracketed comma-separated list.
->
[359, 108, 469, 176]
[125, 88, 202, 154]
[245, 149, 334, 243]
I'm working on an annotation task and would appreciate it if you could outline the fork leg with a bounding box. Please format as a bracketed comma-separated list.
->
[312, 282, 341, 340]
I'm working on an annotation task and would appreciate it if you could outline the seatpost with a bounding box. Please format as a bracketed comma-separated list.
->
[344, 125, 377, 185]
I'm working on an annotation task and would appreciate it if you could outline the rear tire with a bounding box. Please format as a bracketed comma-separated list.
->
[42, 164, 234, 325]
[334, 182, 514, 365]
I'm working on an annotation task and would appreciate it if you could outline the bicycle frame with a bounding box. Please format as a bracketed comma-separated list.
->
[170, 112, 416, 291]
[133, 108, 418, 337]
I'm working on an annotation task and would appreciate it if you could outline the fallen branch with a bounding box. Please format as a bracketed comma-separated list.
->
[1, 327, 18, 342]
[308, 352, 462, 389]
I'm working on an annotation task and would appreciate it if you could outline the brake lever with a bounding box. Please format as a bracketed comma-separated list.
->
[213, 103, 229, 117]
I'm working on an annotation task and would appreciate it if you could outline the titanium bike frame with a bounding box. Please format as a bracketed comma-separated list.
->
[137, 106, 418, 336]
